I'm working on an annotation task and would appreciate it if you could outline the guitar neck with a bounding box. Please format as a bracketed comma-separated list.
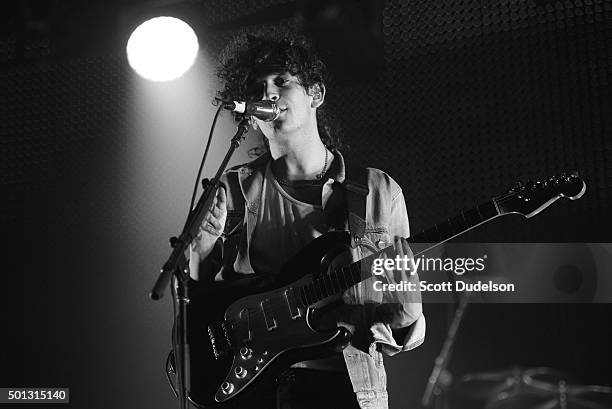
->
[407, 199, 500, 256]
[294, 172, 586, 308]
[295, 200, 501, 308]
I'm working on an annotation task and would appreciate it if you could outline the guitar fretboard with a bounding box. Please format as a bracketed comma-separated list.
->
[293, 262, 362, 308]
[292, 200, 500, 308]
[408, 200, 499, 248]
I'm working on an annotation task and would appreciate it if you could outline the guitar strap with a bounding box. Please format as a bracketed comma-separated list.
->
[342, 163, 369, 248]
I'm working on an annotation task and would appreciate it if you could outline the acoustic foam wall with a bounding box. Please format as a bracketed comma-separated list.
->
[3, 0, 610, 239]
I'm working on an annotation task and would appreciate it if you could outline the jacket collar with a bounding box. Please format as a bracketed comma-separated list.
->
[227, 149, 346, 209]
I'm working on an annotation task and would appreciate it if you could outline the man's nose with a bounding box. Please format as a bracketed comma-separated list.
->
[263, 92, 279, 102]
[263, 85, 279, 101]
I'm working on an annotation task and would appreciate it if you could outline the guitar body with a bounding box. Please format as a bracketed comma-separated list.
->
[185, 231, 353, 408]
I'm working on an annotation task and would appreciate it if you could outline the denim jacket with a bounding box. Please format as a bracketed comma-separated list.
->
[210, 151, 425, 409]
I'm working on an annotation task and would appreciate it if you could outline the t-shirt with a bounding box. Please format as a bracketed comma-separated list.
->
[250, 161, 328, 275]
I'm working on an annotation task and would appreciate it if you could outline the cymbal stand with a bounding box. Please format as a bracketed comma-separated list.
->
[422, 291, 471, 409]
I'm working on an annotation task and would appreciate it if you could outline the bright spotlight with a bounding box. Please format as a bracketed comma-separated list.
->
[127, 16, 199, 82]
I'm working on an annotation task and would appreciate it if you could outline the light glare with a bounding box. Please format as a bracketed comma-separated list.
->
[127, 16, 199, 82]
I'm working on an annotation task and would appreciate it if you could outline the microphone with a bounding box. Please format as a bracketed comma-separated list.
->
[223, 100, 281, 121]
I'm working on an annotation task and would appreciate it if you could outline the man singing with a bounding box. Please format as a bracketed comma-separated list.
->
[188, 32, 425, 409]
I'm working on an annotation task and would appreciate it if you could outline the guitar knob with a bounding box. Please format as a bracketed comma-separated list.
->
[235, 366, 247, 379]
[221, 382, 234, 395]
[240, 347, 252, 360]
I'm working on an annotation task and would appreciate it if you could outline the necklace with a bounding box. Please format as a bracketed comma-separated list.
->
[273, 147, 330, 186]
[316, 147, 329, 179]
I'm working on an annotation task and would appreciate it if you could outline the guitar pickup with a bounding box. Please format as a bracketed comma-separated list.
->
[260, 299, 277, 331]
[284, 288, 302, 319]
[239, 308, 252, 342]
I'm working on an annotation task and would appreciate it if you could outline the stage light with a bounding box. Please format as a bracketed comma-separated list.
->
[127, 16, 199, 82]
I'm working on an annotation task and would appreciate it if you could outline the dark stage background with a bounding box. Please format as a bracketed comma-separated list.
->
[2, 0, 611, 408]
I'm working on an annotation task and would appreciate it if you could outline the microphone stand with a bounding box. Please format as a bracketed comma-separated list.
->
[421, 291, 471, 409]
[150, 117, 251, 409]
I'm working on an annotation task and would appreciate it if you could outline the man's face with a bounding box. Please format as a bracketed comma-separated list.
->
[247, 72, 319, 138]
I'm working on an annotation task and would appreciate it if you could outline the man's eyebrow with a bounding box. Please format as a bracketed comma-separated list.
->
[252, 72, 283, 83]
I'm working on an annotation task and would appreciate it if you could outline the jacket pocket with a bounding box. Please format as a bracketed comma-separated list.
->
[360, 229, 392, 258]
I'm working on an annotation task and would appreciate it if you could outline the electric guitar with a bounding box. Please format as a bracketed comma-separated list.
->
[181, 172, 586, 408]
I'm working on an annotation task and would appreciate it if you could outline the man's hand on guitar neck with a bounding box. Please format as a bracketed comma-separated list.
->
[189, 186, 227, 280]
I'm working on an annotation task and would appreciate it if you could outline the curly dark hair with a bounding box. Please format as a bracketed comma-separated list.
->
[216, 31, 343, 150]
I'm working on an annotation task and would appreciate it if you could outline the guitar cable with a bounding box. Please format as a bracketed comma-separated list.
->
[165, 351, 178, 398]
[166, 275, 179, 398]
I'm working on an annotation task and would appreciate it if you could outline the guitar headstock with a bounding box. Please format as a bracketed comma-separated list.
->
[495, 172, 586, 218]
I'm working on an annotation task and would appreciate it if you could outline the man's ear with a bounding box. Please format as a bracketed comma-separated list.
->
[310, 83, 326, 108]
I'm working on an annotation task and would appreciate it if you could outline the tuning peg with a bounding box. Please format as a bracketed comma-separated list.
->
[563, 172, 576, 181]
[534, 179, 548, 189]
[511, 181, 524, 192]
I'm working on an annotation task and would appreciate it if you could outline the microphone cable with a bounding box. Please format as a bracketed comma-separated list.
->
[189, 103, 225, 213]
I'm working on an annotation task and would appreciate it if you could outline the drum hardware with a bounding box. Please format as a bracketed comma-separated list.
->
[422, 291, 472, 408]
[449, 366, 612, 409]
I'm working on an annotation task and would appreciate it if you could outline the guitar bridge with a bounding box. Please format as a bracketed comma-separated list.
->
[208, 321, 232, 360]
